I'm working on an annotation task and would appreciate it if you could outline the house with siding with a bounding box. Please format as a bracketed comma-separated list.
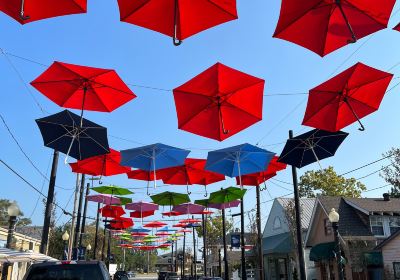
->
[374, 228, 400, 279]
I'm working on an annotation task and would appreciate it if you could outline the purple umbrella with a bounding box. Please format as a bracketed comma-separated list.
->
[172, 203, 205, 215]
[126, 201, 159, 212]
[87, 194, 121, 205]
[208, 200, 240, 210]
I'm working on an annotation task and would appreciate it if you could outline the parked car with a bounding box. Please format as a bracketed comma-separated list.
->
[23, 261, 111, 280]
[114, 271, 129, 280]
[127, 271, 136, 279]
[158, 271, 169, 280]
[166, 272, 180, 280]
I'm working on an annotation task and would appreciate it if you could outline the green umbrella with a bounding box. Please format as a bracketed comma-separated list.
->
[208, 187, 247, 204]
[116, 196, 133, 205]
[150, 191, 190, 206]
[91, 185, 133, 196]
[194, 199, 210, 207]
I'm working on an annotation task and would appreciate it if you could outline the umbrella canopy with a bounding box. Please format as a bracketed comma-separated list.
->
[238, 156, 287, 186]
[172, 203, 205, 215]
[199, 210, 214, 215]
[208, 187, 246, 204]
[394, 23, 400, 31]
[116, 196, 132, 205]
[69, 149, 131, 176]
[157, 226, 176, 232]
[100, 205, 125, 218]
[0, 0, 86, 24]
[273, 0, 396, 56]
[131, 226, 151, 233]
[31, 61, 136, 113]
[205, 143, 275, 177]
[125, 201, 159, 212]
[86, 194, 121, 205]
[208, 200, 241, 210]
[92, 185, 133, 196]
[117, 0, 238, 45]
[130, 210, 155, 218]
[180, 218, 201, 224]
[156, 232, 171, 237]
[173, 223, 187, 228]
[194, 199, 211, 208]
[178, 229, 192, 233]
[162, 211, 183, 217]
[302, 63, 393, 132]
[35, 110, 110, 161]
[278, 129, 349, 169]
[109, 217, 134, 230]
[150, 191, 190, 206]
[143, 221, 167, 228]
[173, 63, 265, 141]
[126, 169, 158, 181]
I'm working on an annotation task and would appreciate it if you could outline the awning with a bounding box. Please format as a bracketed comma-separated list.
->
[309, 242, 335, 262]
[364, 252, 383, 267]
[0, 248, 57, 263]
[263, 233, 292, 255]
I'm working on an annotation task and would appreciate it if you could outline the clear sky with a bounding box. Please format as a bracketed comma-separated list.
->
[1, 0, 400, 237]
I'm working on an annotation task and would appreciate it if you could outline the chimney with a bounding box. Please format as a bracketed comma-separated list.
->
[383, 193, 390, 201]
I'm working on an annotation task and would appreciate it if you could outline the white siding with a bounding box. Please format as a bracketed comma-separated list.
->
[262, 200, 289, 238]
[382, 234, 400, 278]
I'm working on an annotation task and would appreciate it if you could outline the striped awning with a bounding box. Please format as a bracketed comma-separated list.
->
[0, 248, 57, 263]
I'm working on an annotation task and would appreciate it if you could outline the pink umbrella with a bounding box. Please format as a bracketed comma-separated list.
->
[172, 203, 205, 215]
[126, 201, 159, 212]
[209, 200, 240, 210]
[87, 194, 121, 205]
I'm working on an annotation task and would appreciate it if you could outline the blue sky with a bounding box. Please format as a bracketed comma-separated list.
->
[1, 0, 400, 237]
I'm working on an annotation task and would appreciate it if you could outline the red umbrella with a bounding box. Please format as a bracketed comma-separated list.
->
[30, 61, 136, 117]
[131, 232, 148, 237]
[109, 217, 134, 229]
[238, 156, 287, 186]
[162, 211, 183, 217]
[0, 0, 86, 24]
[156, 158, 225, 194]
[173, 223, 187, 228]
[143, 221, 167, 228]
[197, 210, 214, 215]
[273, 0, 396, 56]
[117, 0, 238, 45]
[302, 63, 393, 132]
[180, 218, 201, 224]
[178, 229, 192, 233]
[126, 170, 161, 195]
[100, 205, 125, 218]
[130, 210, 155, 219]
[70, 149, 131, 177]
[173, 63, 265, 141]
[156, 232, 171, 237]
[394, 23, 400, 31]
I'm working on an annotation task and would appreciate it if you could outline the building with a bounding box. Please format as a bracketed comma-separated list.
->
[262, 198, 316, 280]
[305, 195, 400, 280]
[0, 226, 42, 252]
[374, 229, 400, 279]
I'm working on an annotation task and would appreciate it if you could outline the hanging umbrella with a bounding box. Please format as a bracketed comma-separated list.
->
[99, 205, 126, 218]
[116, 196, 132, 206]
[173, 223, 187, 228]
[208, 187, 246, 204]
[87, 194, 121, 205]
[131, 226, 151, 234]
[156, 158, 225, 195]
[0, 0, 87, 24]
[394, 23, 400, 31]
[157, 226, 176, 232]
[180, 218, 201, 224]
[178, 229, 192, 233]
[143, 221, 167, 228]
[92, 185, 133, 196]
[302, 63, 393, 132]
[278, 129, 349, 169]
[70, 149, 131, 177]
[121, 143, 190, 191]
[109, 217, 134, 230]
[125, 201, 159, 212]
[208, 200, 241, 210]
[130, 211, 155, 219]
[150, 191, 190, 206]
[31, 61, 136, 120]
[35, 110, 110, 161]
[173, 63, 265, 141]
[156, 232, 172, 237]
[116, 0, 238, 45]
[162, 211, 183, 217]
[126, 169, 161, 196]
[273, 0, 396, 56]
[172, 203, 205, 215]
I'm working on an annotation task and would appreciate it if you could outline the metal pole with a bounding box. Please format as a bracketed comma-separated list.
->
[74, 174, 85, 250]
[332, 222, 344, 280]
[193, 226, 197, 280]
[202, 214, 208, 277]
[218, 248, 222, 278]
[256, 186, 264, 280]
[68, 173, 81, 260]
[1, 216, 17, 280]
[93, 203, 100, 260]
[240, 199, 247, 280]
[171, 240, 175, 272]
[40, 150, 59, 254]
[79, 183, 90, 250]
[222, 208, 229, 280]
[101, 225, 106, 261]
[289, 130, 307, 280]
[106, 230, 111, 267]
[183, 231, 186, 277]
[175, 239, 178, 272]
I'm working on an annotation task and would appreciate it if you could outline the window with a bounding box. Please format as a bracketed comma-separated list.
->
[273, 217, 281, 230]
[370, 216, 384, 236]
[389, 217, 400, 235]
[394, 262, 400, 279]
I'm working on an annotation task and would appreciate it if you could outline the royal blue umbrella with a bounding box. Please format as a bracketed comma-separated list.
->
[36, 110, 110, 162]
[157, 226, 176, 233]
[277, 129, 349, 169]
[130, 226, 151, 234]
[120, 143, 190, 189]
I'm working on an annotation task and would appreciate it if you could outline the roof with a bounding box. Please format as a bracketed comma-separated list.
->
[375, 229, 400, 250]
[277, 198, 315, 230]
[263, 232, 292, 255]
[344, 197, 400, 214]
[16, 226, 43, 241]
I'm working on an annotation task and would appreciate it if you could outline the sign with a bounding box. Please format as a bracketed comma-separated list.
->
[231, 234, 240, 248]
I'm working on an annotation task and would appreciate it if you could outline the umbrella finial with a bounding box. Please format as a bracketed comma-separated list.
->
[173, 0, 182, 46]
[19, 0, 30, 20]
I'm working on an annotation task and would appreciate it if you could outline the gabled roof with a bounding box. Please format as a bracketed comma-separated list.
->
[344, 197, 400, 214]
[277, 198, 315, 230]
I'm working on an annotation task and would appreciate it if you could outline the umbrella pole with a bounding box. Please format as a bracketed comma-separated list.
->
[80, 87, 87, 127]
[336, 0, 357, 43]
[192, 223, 197, 280]
[64, 135, 76, 164]
[289, 130, 307, 280]
[202, 213, 208, 277]
[217, 100, 229, 134]
[238, 161, 247, 280]
[93, 203, 100, 260]
[68, 173, 81, 260]
[173, 0, 182, 46]
[74, 174, 86, 252]
[256, 185, 264, 280]
[310, 147, 323, 171]
[222, 208, 229, 280]
[79, 183, 90, 251]
[344, 99, 365, 131]
[19, 0, 29, 20]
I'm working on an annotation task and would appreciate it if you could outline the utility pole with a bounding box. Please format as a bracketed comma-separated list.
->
[40, 150, 59, 254]
[74, 174, 85, 249]
[256, 186, 264, 280]
[79, 182, 90, 250]
[68, 173, 81, 260]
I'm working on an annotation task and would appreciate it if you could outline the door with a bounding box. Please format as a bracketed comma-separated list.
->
[277, 258, 288, 280]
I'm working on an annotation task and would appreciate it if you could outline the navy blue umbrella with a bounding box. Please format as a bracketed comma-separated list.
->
[277, 129, 349, 169]
[36, 110, 110, 161]
[120, 143, 190, 189]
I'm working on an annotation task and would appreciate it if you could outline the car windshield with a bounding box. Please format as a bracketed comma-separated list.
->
[25, 264, 104, 280]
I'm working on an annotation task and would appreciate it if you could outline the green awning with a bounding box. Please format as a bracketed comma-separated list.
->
[364, 252, 383, 267]
[309, 242, 336, 262]
[263, 233, 292, 255]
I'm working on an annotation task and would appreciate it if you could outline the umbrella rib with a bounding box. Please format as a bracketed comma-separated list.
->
[206, 0, 238, 19]
[79, 130, 109, 153]
[343, 0, 388, 28]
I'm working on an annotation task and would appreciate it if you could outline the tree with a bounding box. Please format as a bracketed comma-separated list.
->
[299, 166, 366, 198]
[380, 148, 400, 198]
[0, 199, 32, 227]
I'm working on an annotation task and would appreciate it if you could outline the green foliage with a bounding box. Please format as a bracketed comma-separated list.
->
[0, 199, 32, 227]
[299, 166, 366, 198]
[381, 148, 400, 198]
[195, 214, 233, 246]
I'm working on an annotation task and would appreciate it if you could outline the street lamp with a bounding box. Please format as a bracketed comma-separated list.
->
[62, 231, 70, 260]
[328, 208, 344, 280]
[1, 202, 20, 280]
